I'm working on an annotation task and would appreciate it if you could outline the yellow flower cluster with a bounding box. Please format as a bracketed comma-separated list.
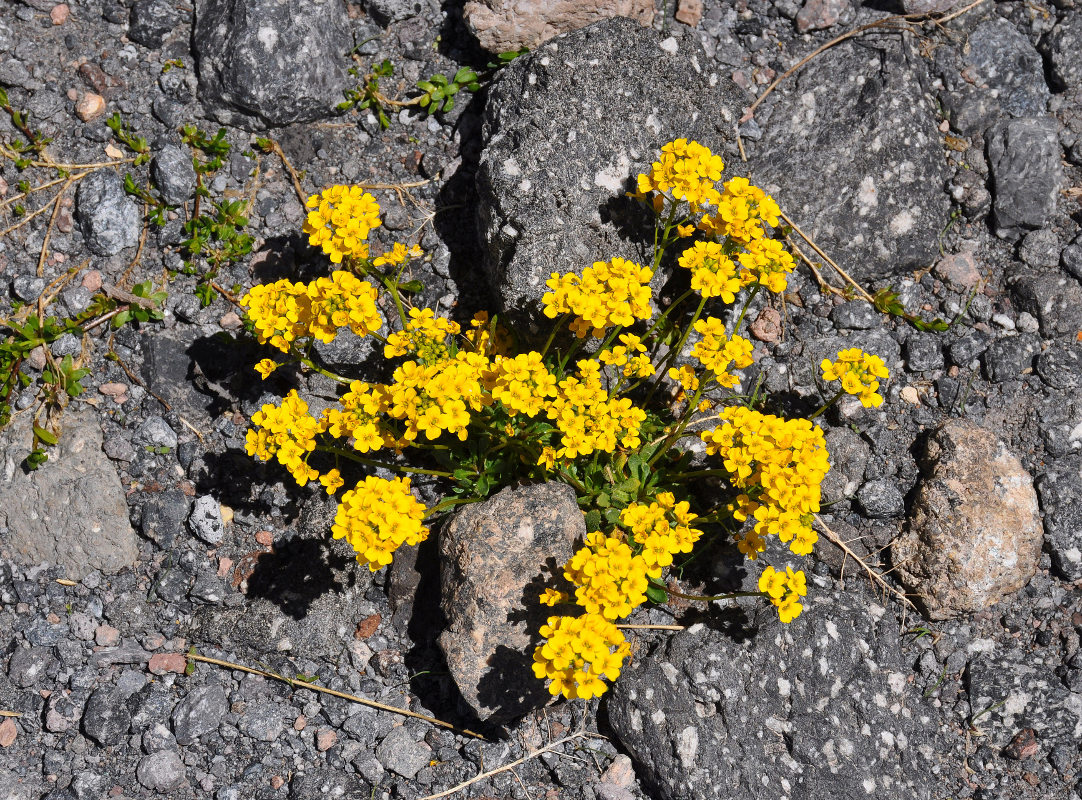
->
[245, 391, 323, 486]
[701, 177, 782, 244]
[636, 138, 725, 210]
[563, 531, 650, 620]
[678, 241, 743, 302]
[737, 237, 795, 294]
[821, 348, 889, 408]
[331, 475, 429, 570]
[302, 185, 382, 263]
[321, 380, 392, 453]
[547, 360, 646, 459]
[690, 317, 754, 388]
[240, 272, 381, 353]
[620, 493, 702, 577]
[598, 333, 655, 379]
[384, 307, 460, 363]
[372, 242, 422, 268]
[492, 351, 557, 417]
[700, 407, 829, 589]
[542, 258, 654, 339]
[532, 614, 630, 700]
[758, 565, 807, 624]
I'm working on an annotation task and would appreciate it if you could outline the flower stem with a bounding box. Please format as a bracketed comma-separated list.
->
[316, 445, 454, 478]
[664, 587, 766, 603]
[810, 388, 844, 419]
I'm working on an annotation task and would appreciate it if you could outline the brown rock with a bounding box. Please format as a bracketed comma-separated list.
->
[75, 93, 106, 122]
[674, 0, 703, 26]
[50, 4, 70, 25]
[795, 0, 854, 33]
[255, 530, 274, 547]
[892, 420, 1042, 620]
[464, 0, 654, 53]
[748, 306, 782, 342]
[81, 269, 103, 292]
[1003, 728, 1039, 760]
[934, 250, 982, 291]
[354, 613, 381, 639]
[0, 718, 16, 748]
[78, 63, 109, 94]
[95, 624, 120, 647]
[438, 483, 583, 723]
[315, 729, 337, 751]
[147, 652, 188, 675]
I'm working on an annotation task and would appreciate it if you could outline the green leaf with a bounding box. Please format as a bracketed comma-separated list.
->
[26, 448, 48, 470]
[33, 424, 58, 445]
[645, 585, 668, 604]
[584, 509, 601, 532]
[398, 280, 423, 293]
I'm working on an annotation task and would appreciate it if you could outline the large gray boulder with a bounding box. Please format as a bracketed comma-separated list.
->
[607, 587, 949, 800]
[464, 0, 654, 53]
[476, 17, 744, 322]
[753, 36, 950, 284]
[892, 420, 1042, 620]
[438, 483, 582, 723]
[0, 409, 137, 580]
[193, 0, 352, 129]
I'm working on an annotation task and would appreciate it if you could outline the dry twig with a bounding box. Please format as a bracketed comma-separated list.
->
[814, 514, 916, 610]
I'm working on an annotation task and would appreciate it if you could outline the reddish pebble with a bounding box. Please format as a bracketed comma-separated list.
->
[95, 624, 120, 647]
[293, 715, 306, 731]
[217, 557, 233, 578]
[219, 311, 242, 330]
[98, 383, 128, 403]
[0, 718, 16, 748]
[81, 270, 103, 292]
[674, 0, 703, 26]
[315, 729, 337, 751]
[66, 87, 79, 101]
[270, 776, 285, 790]
[147, 653, 188, 675]
[255, 531, 274, 547]
[75, 93, 106, 122]
[50, 4, 69, 24]
[47, 613, 61, 625]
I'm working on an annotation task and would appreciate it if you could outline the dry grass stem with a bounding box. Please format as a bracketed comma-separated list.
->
[779, 210, 875, 302]
[184, 652, 485, 740]
[814, 514, 916, 610]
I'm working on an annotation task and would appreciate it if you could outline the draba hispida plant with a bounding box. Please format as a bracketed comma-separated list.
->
[240, 139, 889, 701]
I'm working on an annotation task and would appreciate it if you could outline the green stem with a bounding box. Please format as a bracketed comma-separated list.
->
[423, 496, 482, 519]
[667, 468, 733, 481]
[647, 368, 711, 468]
[663, 587, 766, 603]
[298, 356, 352, 385]
[315, 445, 453, 478]
[731, 284, 760, 336]
[643, 288, 695, 344]
[540, 314, 569, 361]
[646, 295, 708, 404]
[810, 388, 844, 419]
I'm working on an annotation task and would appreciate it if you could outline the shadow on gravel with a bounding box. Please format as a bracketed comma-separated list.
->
[242, 536, 352, 620]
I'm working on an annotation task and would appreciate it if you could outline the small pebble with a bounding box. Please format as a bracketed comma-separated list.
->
[50, 3, 69, 24]
[147, 652, 187, 675]
[75, 92, 106, 122]
[81, 270, 103, 292]
[255, 531, 273, 547]
[0, 719, 17, 748]
[95, 624, 120, 647]
[316, 729, 337, 751]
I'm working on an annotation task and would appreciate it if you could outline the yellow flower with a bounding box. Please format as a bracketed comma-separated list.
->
[319, 468, 345, 495]
[532, 613, 630, 700]
[302, 185, 382, 263]
[820, 348, 889, 407]
[331, 476, 429, 570]
[254, 358, 278, 379]
[542, 258, 654, 339]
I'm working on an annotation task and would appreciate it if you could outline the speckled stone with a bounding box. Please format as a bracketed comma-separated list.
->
[893, 420, 1042, 619]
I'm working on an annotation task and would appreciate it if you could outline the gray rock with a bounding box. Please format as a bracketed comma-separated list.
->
[141, 723, 178, 753]
[172, 684, 228, 745]
[608, 588, 946, 800]
[0, 410, 137, 580]
[901, 0, 956, 10]
[982, 334, 1040, 382]
[946, 328, 991, 367]
[239, 701, 284, 741]
[189, 572, 226, 603]
[128, 0, 179, 48]
[1063, 234, 1082, 282]
[438, 483, 582, 722]
[1046, 13, 1082, 92]
[140, 489, 191, 548]
[12, 275, 44, 302]
[136, 415, 178, 449]
[312, 326, 379, 373]
[948, 17, 1049, 131]
[1009, 269, 1082, 338]
[820, 426, 870, 502]
[830, 301, 878, 330]
[75, 170, 141, 256]
[188, 495, 225, 545]
[477, 17, 743, 320]
[464, 0, 653, 52]
[1035, 456, 1082, 581]
[904, 332, 944, 372]
[987, 117, 1065, 239]
[193, 0, 352, 129]
[7, 645, 57, 688]
[1018, 228, 1060, 268]
[82, 688, 131, 746]
[51, 333, 81, 357]
[1036, 341, 1082, 391]
[151, 145, 196, 205]
[136, 750, 186, 792]
[61, 286, 93, 317]
[968, 651, 1082, 750]
[375, 726, 431, 780]
[289, 769, 372, 799]
[892, 420, 1042, 619]
[359, 0, 438, 25]
[854, 479, 906, 518]
[45, 692, 83, 733]
[755, 37, 949, 284]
